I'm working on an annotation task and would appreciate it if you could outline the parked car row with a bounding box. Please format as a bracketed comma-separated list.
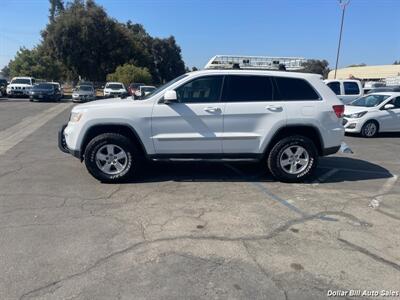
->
[103, 82, 156, 99]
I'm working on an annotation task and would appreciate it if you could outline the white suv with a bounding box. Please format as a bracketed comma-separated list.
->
[59, 70, 344, 183]
[7, 77, 35, 97]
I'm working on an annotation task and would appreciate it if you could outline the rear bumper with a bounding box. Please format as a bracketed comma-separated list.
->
[58, 124, 81, 159]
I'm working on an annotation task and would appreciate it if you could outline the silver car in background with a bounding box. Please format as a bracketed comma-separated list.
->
[72, 85, 96, 103]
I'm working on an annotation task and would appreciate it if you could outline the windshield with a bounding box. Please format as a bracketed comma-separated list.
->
[106, 83, 124, 90]
[33, 83, 54, 90]
[11, 78, 31, 85]
[350, 94, 390, 107]
[142, 74, 188, 100]
[78, 86, 93, 92]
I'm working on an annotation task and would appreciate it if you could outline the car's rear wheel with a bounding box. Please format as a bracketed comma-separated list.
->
[267, 135, 318, 183]
[361, 120, 378, 138]
[84, 133, 143, 183]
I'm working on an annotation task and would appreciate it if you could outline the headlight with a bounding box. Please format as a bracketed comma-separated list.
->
[70, 112, 83, 123]
[345, 111, 367, 118]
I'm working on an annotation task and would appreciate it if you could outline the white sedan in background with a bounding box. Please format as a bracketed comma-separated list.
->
[343, 92, 400, 137]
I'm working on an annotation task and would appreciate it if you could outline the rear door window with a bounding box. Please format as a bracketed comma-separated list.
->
[221, 75, 274, 102]
[344, 82, 360, 95]
[327, 81, 341, 95]
[274, 77, 320, 100]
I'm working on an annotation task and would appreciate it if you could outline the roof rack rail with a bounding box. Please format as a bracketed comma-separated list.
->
[204, 55, 307, 71]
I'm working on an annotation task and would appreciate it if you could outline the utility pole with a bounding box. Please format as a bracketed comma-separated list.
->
[334, 0, 350, 79]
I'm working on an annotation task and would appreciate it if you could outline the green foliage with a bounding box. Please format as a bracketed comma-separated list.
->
[49, 0, 64, 22]
[301, 59, 330, 78]
[43, 0, 139, 82]
[8, 47, 65, 80]
[394, 60, 400, 65]
[152, 37, 186, 83]
[106, 64, 152, 86]
[1, 65, 10, 78]
[4, 0, 187, 83]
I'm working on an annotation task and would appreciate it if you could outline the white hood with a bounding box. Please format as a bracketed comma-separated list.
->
[344, 105, 374, 114]
[72, 97, 137, 111]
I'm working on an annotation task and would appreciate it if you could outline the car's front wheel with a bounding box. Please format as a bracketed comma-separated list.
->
[361, 120, 378, 138]
[84, 133, 143, 183]
[267, 135, 318, 183]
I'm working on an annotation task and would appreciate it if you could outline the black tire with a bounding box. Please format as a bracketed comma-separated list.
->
[267, 135, 318, 183]
[84, 133, 144, 183]
[361, 120, 379, 138]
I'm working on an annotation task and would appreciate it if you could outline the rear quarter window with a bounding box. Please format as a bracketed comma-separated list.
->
[326, 81, 341, 95]
[274, 77, 320, 101]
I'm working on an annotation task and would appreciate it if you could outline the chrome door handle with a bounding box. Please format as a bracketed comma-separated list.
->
[204, 107, 221, 113]
[266, 105, 283, 112]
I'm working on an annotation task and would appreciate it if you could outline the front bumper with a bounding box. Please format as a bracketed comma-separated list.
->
[343, 117, 363, 133]
[30, 93, 57, 100]
[72, 95, 94, 102]
[8, 89, 30, 96]
[58, 124, 81, 159]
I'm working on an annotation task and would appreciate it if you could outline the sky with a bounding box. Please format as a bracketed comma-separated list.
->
[0, 0, 399, 70]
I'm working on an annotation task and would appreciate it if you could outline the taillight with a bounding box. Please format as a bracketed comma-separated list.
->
[333, 105, 344, 118]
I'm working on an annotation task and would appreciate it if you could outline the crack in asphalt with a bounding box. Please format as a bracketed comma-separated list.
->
[242, 240, 288, 300]
[337, 238, 400, 272]
[18, 210, 370, 300]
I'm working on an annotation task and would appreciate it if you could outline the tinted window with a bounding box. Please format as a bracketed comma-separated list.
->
[327, 82, 341, 95]
[11, 78, 31, 85]
[275, 77, 320, 100]
[176, 76, 222, 103]
[389, 97, 400, 109]
[106, 83, 124, 90]
[222, 75, 273, 102]
[34, 83, 54, 90]
[344, 82, 360, 95]
[79, 86, 93, 91]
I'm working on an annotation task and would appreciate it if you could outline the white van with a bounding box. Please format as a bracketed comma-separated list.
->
[324, 79, 363, 104]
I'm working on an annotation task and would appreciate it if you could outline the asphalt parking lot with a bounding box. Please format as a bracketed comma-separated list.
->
[0, 97, 399, 300]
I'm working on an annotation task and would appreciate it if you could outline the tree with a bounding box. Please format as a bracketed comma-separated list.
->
[301, 59, 330, 78]
[151, 37, 186, 83]
[3, 0, 187, 83]
[394, 60, 400, 65]
[1, 65, 10, 78]
[49, 0, 64, 22]
[7, 46, 65, 80]
[106, 64, 152, 87]
[43, 0, 143, 82]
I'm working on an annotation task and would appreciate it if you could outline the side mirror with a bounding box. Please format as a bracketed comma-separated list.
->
[384, 103, 395, 110]
[163, 90, 177, 103]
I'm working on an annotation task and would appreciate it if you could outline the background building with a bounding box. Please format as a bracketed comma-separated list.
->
[328, 65, 400, 81]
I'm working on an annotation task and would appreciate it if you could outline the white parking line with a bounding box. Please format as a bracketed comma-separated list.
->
[0, 104, 71, 155]
[369, 175, 398, 208]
